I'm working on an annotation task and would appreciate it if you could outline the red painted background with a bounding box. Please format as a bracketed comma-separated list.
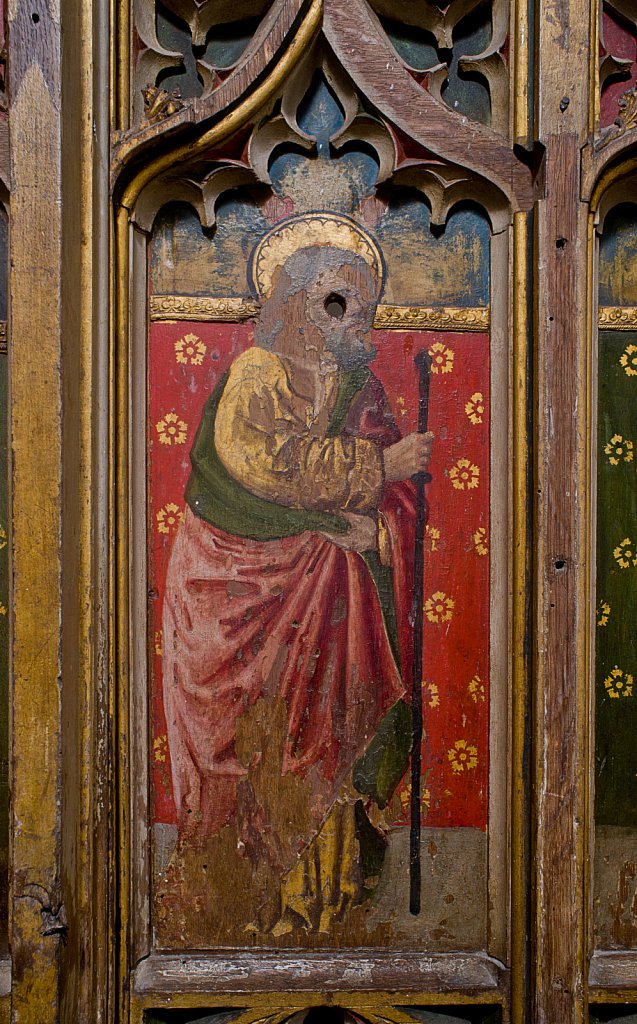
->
[149, 321, 490, 830]
[601, 9, 637, 128]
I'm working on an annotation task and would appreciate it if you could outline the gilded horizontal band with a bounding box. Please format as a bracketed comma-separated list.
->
[150, 295, 491, 332]
[375, 304, 489, 331]
[598, 306, 637, 330]
[150, 295, 260, 322]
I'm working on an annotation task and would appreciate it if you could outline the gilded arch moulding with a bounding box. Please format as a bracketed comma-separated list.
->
[582, 129, 637, 208]
[113, 0, 323, 188]
[112, 0, 540, 214]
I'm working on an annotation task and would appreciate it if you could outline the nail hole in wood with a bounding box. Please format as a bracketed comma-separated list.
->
[554, 559, 566, 570]
[31, 11, 39, 22]
[325, 293, 346, 320]
[556, 237, 567, 249]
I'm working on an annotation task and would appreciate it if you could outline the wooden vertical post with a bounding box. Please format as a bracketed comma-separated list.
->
[8, 1, 109, 1021]
[8, 1, 64, 1019]
[58, 1, 110, 1023]
[534, 2, 593, 1021]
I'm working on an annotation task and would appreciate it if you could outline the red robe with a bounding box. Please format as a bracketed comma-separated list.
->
[162, 372, 417, 871]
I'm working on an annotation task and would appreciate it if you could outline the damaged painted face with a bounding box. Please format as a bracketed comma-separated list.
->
[304, 255, 378, 370]
[254, 245, 378, 369]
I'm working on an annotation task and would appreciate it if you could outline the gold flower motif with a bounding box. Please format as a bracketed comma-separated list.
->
[175, 333, 206, 366]
[156, 502, 184, 536]
[603, 666, 634, 699]
[468, 674, 485, 703]
[597, 601, 610, 627]
[473, 527, 488, 556]
[450, 457, 480, 491]
[613, 537, 637, 569]
[426, 524, 440, 551]
[0, 603, 6, 617]
[0, 526, 6, 551]
[427, 682, 440, 708]
[396, 395, 407, 418]
[156, 411, 188, 446]
[424, 590, 455, 624]
[429, 341, 454, 375]
[399, 782, 430, 812]
[154, 630, 163, 656]
[153, 734, 169, 763]
[604, 433, 634, 465]
[448, 738, 478, 774]
[620, 343, 637, 377]
[465, 391, 485, 425]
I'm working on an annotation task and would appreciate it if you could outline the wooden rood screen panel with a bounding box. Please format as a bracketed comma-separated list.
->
[113, 0, 531, 1020]
[9, 0, 637, 1021]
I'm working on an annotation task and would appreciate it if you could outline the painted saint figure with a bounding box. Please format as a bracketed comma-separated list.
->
[161, 214, 433, 937]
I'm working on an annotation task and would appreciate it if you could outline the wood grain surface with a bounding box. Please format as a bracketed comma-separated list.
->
[8, 0, 63, 1020]
[589, 950, 637, 991]
[323, 0, 536, 212]
[534, 135, 589, 1024]
[133, 951, 504, 995]
[533, 0, 593, 1014]
[532, 49, 593, 1024]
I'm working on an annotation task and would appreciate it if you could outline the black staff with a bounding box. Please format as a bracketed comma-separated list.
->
[410, 349, 432, 916]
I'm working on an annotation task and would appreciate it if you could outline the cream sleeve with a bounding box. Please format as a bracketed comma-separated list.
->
[214, 348, 383, 514]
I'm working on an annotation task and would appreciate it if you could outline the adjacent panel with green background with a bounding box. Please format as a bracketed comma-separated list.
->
[595, 328, 637, 826]
[596, 204, 637, 827]
[594, 204, 637, 951]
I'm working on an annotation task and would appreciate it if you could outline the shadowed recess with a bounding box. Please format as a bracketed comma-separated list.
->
[599, 203, 637, 306]
[381, 4, 492, 126]
[156, 2, 263, 97]
[402, 1008, 501, 1024]
[143, 1010, 502, 1024]
[589, 1008, 637, 1024]
[269, 71, 379, 212]
[302, 1010, 347, 1024]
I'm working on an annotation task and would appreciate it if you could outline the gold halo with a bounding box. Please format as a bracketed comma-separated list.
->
[249, 212, 385, 301]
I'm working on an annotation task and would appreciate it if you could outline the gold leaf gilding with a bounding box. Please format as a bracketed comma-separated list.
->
[150, 295, 490, 332]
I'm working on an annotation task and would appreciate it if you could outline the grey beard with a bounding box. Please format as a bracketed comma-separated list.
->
[326, 332, 377, 370]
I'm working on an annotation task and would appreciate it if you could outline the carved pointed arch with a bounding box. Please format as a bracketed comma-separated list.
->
[113, 0, 539, 215]
[113, 0, 322, 184]
[322, 0, 534, 209]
